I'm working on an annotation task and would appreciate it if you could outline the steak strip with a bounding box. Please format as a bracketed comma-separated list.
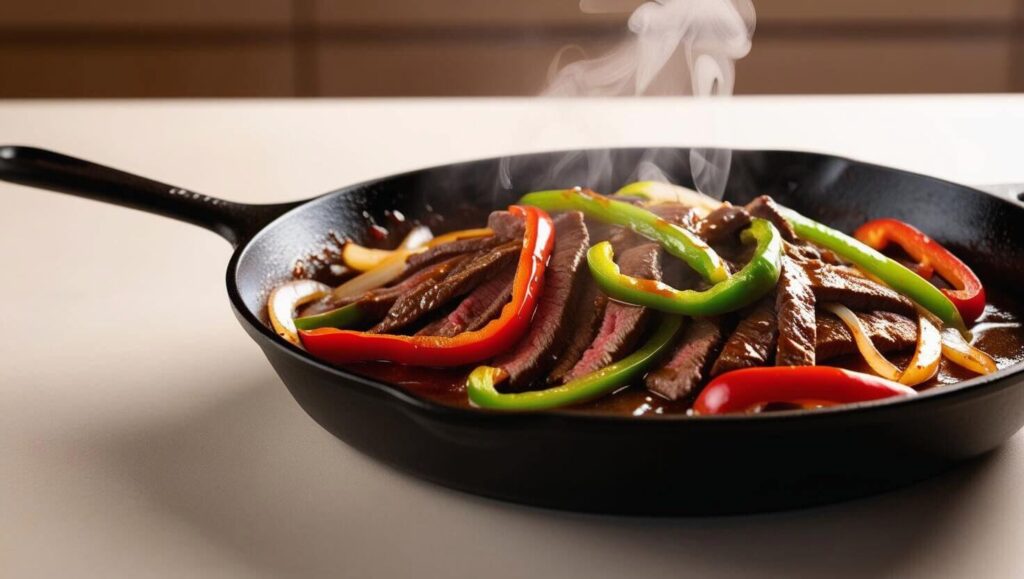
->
[563, 243, 662, 382]
[711, 298, 778, 376]
[417, 265, 516, 337]
[401, 235, 504, 275]
[394, 209, 524, 284]
[371, 242, 519, 334]
[487, 209, 527, 240]
[489, 211, 590, 392]
[645, 317, 724, 401]
[775, 244, 817, 366]
[650, 202, 702, 231]
[299, 255, 468, 317]
[816, 310, 919, 360]
[802, 259, 916, 315]
[745, 195, 798, 243]
[547, 281, 608, 384]
[697, 205, 752, 245]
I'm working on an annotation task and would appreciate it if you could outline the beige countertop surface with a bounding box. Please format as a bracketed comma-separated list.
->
[2, 96, 1024, 578]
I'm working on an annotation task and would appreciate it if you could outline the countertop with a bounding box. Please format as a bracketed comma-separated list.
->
[3, 96, 1024, 578]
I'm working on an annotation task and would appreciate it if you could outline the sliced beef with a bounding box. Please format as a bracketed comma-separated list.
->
[816, 310, 919, 360]
[697, 204, 752, 245]
[547, 282, 608, 384]
[418, 265, 516, 337]
[650, 203, 702, 231]
[745, 195, 798, 242]
[487, 210, 526, 240]
[711, 298, 778, 376]
[371, 242, 519, 334]
[775, 245, 817, 366]
[786, 242, 832, 265]
[563, 244, 662, 382]
[402, 235, 504, 274]
[801, 259, 916, 315]
[300, 255, 467, 317]
[489, 211, 590, 392]
[646, 317, 724, 401]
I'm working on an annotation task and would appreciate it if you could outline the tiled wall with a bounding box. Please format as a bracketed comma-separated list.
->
[0, 0, 1020, 97]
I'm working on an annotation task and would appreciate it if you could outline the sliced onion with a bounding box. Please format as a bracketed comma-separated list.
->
[342, 225, 435, 272]
[268, 279, 331, 345]
[940, 327, 998, 375]
[329, 227, 494, 302]
[898, 315, 942, 386]
[399, 225, 434, 250]
[914, 306, 998, 376]
[825, 303, 945, 387]
[330, 250, 413, 301]
[342, 243, 393, 272]
[614, 181, 724, 216]
[824, 303, 902, 381]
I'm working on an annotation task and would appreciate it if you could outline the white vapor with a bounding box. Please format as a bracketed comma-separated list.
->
[543, 0, 755, 197]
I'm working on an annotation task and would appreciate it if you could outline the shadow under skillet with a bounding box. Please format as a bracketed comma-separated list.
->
[96, 370, 1015, 579]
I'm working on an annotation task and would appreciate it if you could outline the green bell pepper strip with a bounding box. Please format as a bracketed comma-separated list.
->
[467, 314, 684, 411]
[294, 302, 367, 331]
[780, 208, 967, 334]
[520, 188, 730, 284]
[586, 218, 783, 316]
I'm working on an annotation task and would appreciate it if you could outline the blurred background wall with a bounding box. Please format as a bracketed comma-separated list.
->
[1, 0, 1021, 98]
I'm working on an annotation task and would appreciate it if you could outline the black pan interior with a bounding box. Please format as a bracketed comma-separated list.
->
[235, 147, 1024, 325]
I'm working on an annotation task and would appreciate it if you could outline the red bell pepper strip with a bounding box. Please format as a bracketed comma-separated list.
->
[298, 205, 554, 366]
[693, 366, 917, 415]
[854, 218, 986, 325]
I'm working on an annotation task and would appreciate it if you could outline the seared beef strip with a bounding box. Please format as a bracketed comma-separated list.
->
[487, 210, 527, 240]
[488, 212, 590, 392]
[549, 208, 687, 383]
[775, 244, 817, 366]
[371, 242, 519, 334]
[300, 255, 468, 317]
[802, 259, 916, 315]
[548, 282, 608, 384]
[697, 205, 752, 245]
[816, 310, 919, 360]
[563, 244, 662, 382]
[745, 195, 798, 243]
[402, 235, 505, 275]
[711, 298, 778, 376]
[650, 203, 702, 231]
[417, 265, 516, 337]
[646, 317, 725, 401]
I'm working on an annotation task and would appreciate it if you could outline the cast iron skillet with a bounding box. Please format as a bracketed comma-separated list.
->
[3, 145, 1024, 515]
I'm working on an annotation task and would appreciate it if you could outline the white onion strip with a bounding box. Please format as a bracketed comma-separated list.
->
[898, 315, 942, 386]
[268, 279, 331, 345]
[824, 303, 902, 381]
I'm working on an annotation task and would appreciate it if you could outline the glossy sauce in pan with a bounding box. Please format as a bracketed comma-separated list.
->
[344, 288, 1024, 416]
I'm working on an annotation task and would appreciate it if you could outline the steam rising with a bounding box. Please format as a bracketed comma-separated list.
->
[543, 0, 755, 197]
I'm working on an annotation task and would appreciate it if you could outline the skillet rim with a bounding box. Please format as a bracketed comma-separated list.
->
[224, 146, 1024, 425]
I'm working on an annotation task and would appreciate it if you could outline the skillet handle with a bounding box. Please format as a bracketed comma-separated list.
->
[0, 145, 298, 246]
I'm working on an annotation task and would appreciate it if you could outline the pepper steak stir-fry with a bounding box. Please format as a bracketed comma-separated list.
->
[267, 182, 1023, 415]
